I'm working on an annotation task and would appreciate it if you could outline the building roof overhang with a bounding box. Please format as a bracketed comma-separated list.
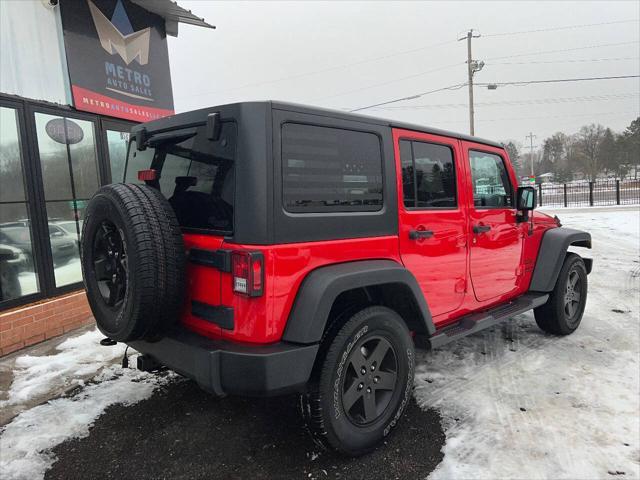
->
[130, 0, 214, 36]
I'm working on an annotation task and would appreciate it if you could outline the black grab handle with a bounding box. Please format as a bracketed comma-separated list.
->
[409, 229, 434, 240]
[473, 225, 491, 234]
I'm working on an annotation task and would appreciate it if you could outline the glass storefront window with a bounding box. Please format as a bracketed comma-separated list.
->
[34, 113, 100, 287]
[0, 106, 39, 302]
[106, 130, 130, 183]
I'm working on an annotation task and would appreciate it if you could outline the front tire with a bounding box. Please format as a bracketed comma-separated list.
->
[534, 253, 588, 335]
[300, 306, 415, 456]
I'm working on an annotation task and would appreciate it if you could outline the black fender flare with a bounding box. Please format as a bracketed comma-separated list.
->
[529, 227, 592, 292]
[282, 259, 435, 345]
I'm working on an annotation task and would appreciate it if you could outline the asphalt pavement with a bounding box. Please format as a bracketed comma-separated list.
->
[45, 378, 445, 480]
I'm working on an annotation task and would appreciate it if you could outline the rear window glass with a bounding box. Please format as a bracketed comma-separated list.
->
[124, 122, 237, 233]
[281, 123, 383, 213]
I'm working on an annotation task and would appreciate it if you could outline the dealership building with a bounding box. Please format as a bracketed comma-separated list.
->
[0, 0, 212, 355]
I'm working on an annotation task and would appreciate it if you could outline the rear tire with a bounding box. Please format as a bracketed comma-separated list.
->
[534, 253, 587, 335]
[300, 306, 415, 456]
[81, 183, 186, 342]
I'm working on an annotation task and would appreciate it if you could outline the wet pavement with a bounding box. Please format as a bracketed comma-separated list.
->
[45, 378, 445, 480]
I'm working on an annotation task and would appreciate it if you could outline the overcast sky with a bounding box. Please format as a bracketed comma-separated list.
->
[168, 1, 639, 149]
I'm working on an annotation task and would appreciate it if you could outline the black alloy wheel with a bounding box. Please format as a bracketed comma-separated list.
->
[342, 336, 398, 426]
[92, 220, 128, 308]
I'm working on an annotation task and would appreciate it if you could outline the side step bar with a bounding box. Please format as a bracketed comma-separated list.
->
[428, 293, 549, 349]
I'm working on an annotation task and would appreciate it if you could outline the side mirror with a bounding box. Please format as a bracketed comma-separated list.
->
[516, 186, 536, 223]
[517, 186, 536, 211]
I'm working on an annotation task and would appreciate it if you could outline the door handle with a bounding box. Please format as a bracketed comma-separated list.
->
[473, 224, 491, 234]
[409, 229, 434, 240]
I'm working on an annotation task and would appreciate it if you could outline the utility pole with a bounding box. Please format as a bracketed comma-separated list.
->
[458, 29, 483, 136]
[526, 132, 537, 177]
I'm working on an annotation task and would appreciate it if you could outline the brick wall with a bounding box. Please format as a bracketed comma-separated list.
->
[0, 291, 94, 356]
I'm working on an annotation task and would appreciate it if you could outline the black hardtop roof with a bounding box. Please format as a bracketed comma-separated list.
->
[133, 100, 503, 149]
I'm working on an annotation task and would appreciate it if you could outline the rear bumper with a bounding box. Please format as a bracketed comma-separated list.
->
[130, 329, 318, 397]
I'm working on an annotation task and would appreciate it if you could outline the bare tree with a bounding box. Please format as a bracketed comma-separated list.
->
[576, 124, 606, 182]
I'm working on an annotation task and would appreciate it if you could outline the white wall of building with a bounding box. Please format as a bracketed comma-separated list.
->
[0, 1, 71, 105]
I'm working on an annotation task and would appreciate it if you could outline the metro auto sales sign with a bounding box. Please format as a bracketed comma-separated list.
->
[60, 0, 174, 122]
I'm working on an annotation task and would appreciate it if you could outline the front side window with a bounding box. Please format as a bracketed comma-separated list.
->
[124, 122, 237, 233]
[282, 123, 383, 213]
[399, 140, 457, 209]
[469, 150, 513, 208]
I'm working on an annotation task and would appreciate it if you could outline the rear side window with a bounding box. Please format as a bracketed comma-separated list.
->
[281, 123, 383, 213]
[469, 150, 513, 208]
[124, 122, 237, 233]
[399, 140, 457, 208]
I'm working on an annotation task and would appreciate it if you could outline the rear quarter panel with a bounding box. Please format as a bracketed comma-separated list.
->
[217, 237, 401, 344]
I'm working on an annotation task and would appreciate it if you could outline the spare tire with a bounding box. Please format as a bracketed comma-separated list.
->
[81, 183, 186, 342]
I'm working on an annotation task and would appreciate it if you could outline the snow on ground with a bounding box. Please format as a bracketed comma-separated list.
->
[0, 330, 174, 480]
[0, 328, 126, 408]
[0, 208, 638, 480]
[0, 366, 172, 480]
[416, 208, 640, 480]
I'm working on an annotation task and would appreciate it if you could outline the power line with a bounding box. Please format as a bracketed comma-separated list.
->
[484, 41, 639, 61]
[314, 62, 464, 102]
[476, 74, 640, 88]
[176, 25, 640, 104]
[175, 38, 458, 100]
[436, 111, 638, 124]
[484, 19, 639, 38]
[370, 93, 640, 110]
[176, 37, 638, 103]
[349, 75, 639, 112]
[348, 83, 468, 112]
[333, 44, 637, 110]
[488, 56, 638, 66]
[174, 20, 637, 102]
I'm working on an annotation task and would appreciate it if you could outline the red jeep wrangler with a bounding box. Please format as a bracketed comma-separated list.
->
[81, 102, 592, 455]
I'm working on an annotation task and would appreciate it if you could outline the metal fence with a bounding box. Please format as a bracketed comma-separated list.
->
[536, 179, 640, 208]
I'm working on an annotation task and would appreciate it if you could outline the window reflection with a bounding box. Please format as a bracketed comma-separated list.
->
[106, 130, 130, 183]
[0, 107, 39, 302]
[34, 113, 99, 287]
[469, 151, 513, 208]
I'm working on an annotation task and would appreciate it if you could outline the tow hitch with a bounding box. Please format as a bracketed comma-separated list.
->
[137, 354, 162, 372]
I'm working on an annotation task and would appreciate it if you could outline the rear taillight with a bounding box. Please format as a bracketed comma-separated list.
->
[231, 251, 264, 297]
[137, 169, 157, 181]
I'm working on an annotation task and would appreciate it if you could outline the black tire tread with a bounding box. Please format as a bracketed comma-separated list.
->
[81, 183, 185, 341]
[300, 306, 414, 455]
[534, 252, 587, 335]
